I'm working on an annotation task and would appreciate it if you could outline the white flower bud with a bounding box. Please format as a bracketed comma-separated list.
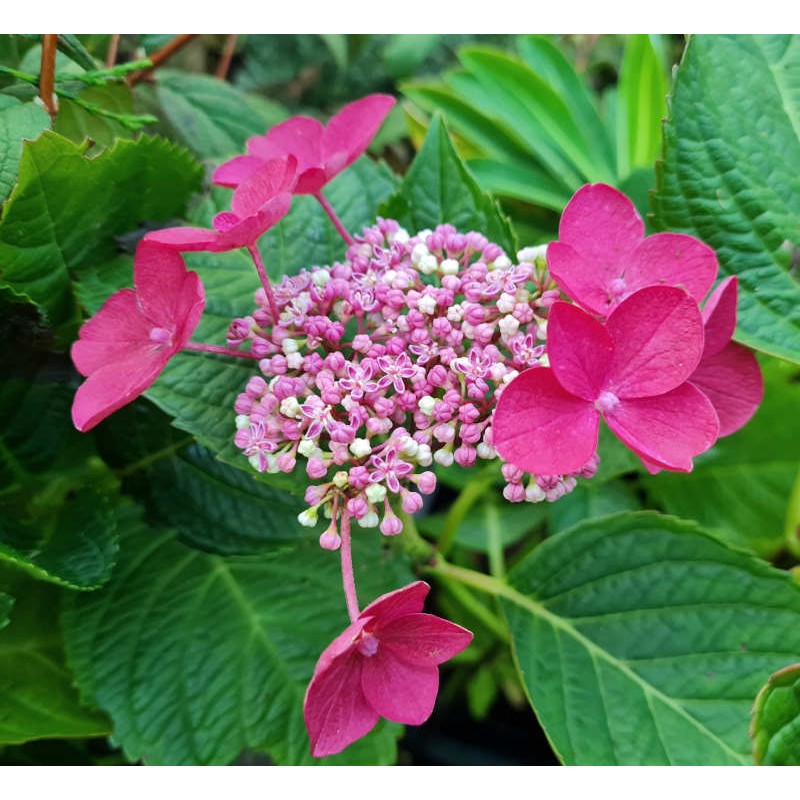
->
[440, 258, 460, 275]
[281, 338, 299, 355]
[416, 444, 433, 466]
[349, 438, 372, 458]
[490, 254, 512, 271]
[419, 254, 439, 275]
[418, 395, 437, 416]
[517, 244, 548, 263]
[389, 227, 410, 244]
[298, 508, 318, 527]
[502, 369, 520, 384]
[235, 415, 250, 429]
[446, 304, 464, 323]
[333, 470, 349, 489]
[286, 353, 303, 370]
[383, 269, 397, 284]
[357, 511, 380, 528]
[365, 483, 387, 504]
[477, 442, 496, 460]
[489, 363, 508, 382]
[537, 321, 548, 340]
[400, 436, 419, 457]
[526, 483, 546, 503]
[434, 449, 454, 467]
[298, 439, 319, 458]
[515, 288, 531, 304]
[417, 295, 437, 315]
[279, 396, 301, 418]
[498, 314, 520, 339]
[312, 269, 331, 287]
[411, 243, 429, 265]
[497, 292, 516, 314]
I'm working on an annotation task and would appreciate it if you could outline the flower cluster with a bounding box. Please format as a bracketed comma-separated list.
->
[230, 218, 601, 548]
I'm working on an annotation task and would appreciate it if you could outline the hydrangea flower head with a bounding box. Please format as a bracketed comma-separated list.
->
[493, 286, 720, 474]
[303, 581, 472, 758]
[548, 183, 718, 316]
[145, 156, 297, 253]
[70, 242, 205, 431]
[213, 94, 396, 194]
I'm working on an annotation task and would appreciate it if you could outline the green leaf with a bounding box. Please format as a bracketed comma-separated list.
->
[54, 35, 97, 71]
[644, 358, 800, 558]
[381, 115, 516, 255]
[383, 35, 441, 78]
[0, 373, 122, 590]
[155, 70, 282, 159]
[0, 132, 203, 341]
[616, 35, 668, 177]
[751, 663, 800, 765]
[653, 35, 800, 363]
[54, 83, 136, 150]
[0, 592, 12, 630]
[0, 99, 49, 203]
[498, 511, 800, 764]
[62, 527, 415, 765]
[466, 157, 573, 212]
[0, 569, 110, 744]
[547, 480, 641, 535]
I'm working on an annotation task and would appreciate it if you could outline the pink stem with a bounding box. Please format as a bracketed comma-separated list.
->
[314, 191, 354, 246]
[184, 342, 261, 360]
[247, 244, 281, 323]
[339, 511, 360, 622]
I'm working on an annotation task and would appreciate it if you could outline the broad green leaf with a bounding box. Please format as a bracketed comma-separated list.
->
[547, 480, 641, 535]
[653, 35, 800, 363]
[0, 100, 49, 202]
[381, 115, 515, 255]
[751, 663, 800, 765]
[319, 34, 348, 70]
[383, 35, 441, 78]
[498, 512, 800, 765]
[0, 132, 202, 340]
[0, 374, 122, 590]
[0, 570, 110, 744]
[62, 527, 414, 765]
[616, 35, 668, 177]
[466, 157, 572, 212]
[644, 358, 800, 558]
[54, 83, 136, 150]
[156, 70, 282, 159]
[516, 34, 616, 178]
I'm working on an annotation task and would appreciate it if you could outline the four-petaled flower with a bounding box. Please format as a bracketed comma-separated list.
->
[369, 448, 413, 492]
[548, 183, 719, 317]
[71, 242, 205, 432]
[304, 581, 472, 758]
[213, 94, 395, 194]
[493, 286, 720, 475]
[376, 352, 418, 393]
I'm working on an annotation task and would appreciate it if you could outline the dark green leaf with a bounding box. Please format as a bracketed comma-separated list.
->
[653, 35, 800, 363]
[383, 35, 441, 78]
[54, 83, 136, 149]
[0, 99, 49, 202]
[547, 480, 641, 535]
[0, 569, 110, 744]
[62, 527, 415, 764]
[55, 35, 97, 71]
[0, 132, 203, 341]
[501, 511, 800, 764]
[381, 115, 516, 255]
[751, 663, 800, 765]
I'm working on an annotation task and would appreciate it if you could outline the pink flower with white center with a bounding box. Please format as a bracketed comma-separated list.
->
[451, 348, 493, 398]
[493, 286, 720, 474]
[376, 352, 417, 393]
[508, 332, 545, 367]
[369, 448, 413, 493]
[548, 183, 719, 317]
[304, 581, 472, 758]
[71, 242, 205, 432]
[338, 361, 379, 401]
[214, 94, 396, 195]
[234, 421, 278, 472]
[408, 341, 440, 365]
[300, 395, 336, 439]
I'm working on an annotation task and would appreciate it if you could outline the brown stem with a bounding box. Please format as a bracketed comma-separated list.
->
[105, 34, 121, 68]
[39, 34, 58, 121]
[215, 34, 238, 80]
[126, 34, 199, 86]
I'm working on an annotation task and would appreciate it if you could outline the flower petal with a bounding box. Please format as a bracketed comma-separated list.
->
[546, 301, 613, 400]
[231, 157, 297, 219]
[247, 116, 324, 192]
[71, 350, 168, 432]
[134, 242, 199, 327]
[172, 270, 206, 350]
[493, 367, 600, 475]
[546, 242, 614, 316]
[144, 226, 220, 252]
[627, 232, 718, 305]
[303, 625, 378, 758]
[605, 286, 705, 398]
[212, 155, 265, 189]
[690, 341, 763, 437]
[322, 94, 396, 180]
[359, 581, 429, 624]
[701, 276, 738, 357]
[361, 649, 439, 726]
[377, 613, 473, 667]
[70, 289, 152, 376]
[215, 195, 293, 250]
[603, 382, 720, 472]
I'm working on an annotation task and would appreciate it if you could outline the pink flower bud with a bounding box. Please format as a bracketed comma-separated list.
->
[346, 495, 370, 519]
[348, 466, 370, 489]
[276, 453, 296, 472]
[401, 490, 423, 514]
[380, 513, 403, 536]
[246, 376, 267, 397]
[502, 463, 524, 483]
[503, 483, 526, 503]
[428, 365, 449, 387]
[454, 444, 477, 467]
[307, 458, 328, 479]
[319, 531, 342, 550]
[234, 394, 253, 414]
[416, 471, 437, 495]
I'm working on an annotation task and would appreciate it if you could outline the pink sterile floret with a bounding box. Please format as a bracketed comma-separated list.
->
[493, 285, 720, 475]
[145, 156, 297, 253]
[548, 183, 719, 317]
[70, 241, 205, 432]
[689, 276, 763, 437]
[304, 581, 472, 758]
[213, 94, 396, 194]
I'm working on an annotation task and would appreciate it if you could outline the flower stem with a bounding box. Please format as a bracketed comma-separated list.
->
[126, 34, 198, 86]
[314, 191, 354, 246]
[39, 34, 58, 122]
[339, 511, 360, 622]
[216, 34, 238, 80]
[247, 244, 281, 324]
[438, 466, 498, 557]
[184, 342, 261, 360]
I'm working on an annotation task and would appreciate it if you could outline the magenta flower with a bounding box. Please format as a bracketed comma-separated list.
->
[213, 94, 396, 194]
[548, 183, 719, 317]
[493, 286, 720, 475]
[145, 157, 296, 253]
[303, 581, 472, 758]
[71, 242, 205, 432]
[689, 276, 763, 437]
